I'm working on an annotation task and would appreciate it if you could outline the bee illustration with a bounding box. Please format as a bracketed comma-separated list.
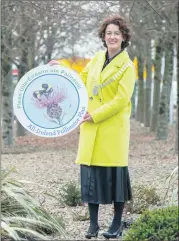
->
[33, 83, 53, 101]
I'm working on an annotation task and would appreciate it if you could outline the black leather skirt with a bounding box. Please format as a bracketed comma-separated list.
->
[80, 165, 132, 204]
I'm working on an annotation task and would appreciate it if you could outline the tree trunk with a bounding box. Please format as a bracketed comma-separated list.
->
[175, 6, 179, 152]
[175, 43, 178, 153]
[16, 38, 28, 137]
[1, 31, 14, 147]
[175, 102, 178, 153]
[156, 41, 173, 140]
[144, 40, 153, 127]
[150, 42, 163, 131]
[168, 41, 177, 124]
[16, 9, 37, 137]
[2, 72, 14, 146]
[136, 56, 145, 123]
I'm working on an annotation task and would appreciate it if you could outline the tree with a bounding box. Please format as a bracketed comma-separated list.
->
[144, 40, 153, 127]
[1, 2, 16, 146]
[136, 54, 145, 123]
[175, 101, 178, 152]
[150, 40, 163, 132]
[156, 39, 173, 139]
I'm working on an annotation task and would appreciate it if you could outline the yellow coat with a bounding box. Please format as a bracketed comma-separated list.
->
[75, 50, 136, 167]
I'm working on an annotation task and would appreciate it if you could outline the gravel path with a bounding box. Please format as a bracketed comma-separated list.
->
[2, 120, 177, 240]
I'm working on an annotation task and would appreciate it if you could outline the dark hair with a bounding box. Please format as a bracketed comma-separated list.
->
[98, 15, 131, 49]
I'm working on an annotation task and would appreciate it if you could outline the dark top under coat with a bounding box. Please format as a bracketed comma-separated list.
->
[102, 49, 124, 71]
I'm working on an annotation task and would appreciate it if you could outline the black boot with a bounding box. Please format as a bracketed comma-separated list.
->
[85, 203, 100, 239]
[102, 202, 124, 239]
[102, 227, 122, 239]
[85, 227, 99, 239]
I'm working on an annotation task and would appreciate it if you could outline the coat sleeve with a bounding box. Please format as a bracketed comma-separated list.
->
[80, 60, 93, 85]
[90, 65, 136, 124]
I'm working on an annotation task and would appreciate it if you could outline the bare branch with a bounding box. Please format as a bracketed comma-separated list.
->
[129, 0, 137, 20]
[144, 0, 170, 25]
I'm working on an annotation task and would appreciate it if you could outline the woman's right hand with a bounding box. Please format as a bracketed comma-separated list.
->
[80, 112, 93, 124]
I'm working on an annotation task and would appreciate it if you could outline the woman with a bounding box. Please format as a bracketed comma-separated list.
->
[75, 15, 135, 239]
[49, 14, 135, 239]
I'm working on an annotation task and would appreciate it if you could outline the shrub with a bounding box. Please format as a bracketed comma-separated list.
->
[123, 206, 178, 241]
[131, 184, 161, 213]
[59, 181, 82, 207]
[1, 168, 67, 240]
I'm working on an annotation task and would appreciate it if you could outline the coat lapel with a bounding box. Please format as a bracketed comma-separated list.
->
[91, 51, 106, 87]
[100, 50, 129, 83]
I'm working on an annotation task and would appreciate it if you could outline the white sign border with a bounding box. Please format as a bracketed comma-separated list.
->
[13, 65, 88, 138]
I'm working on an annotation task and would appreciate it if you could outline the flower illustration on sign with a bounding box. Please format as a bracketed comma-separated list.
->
[32, 83, 67, 126]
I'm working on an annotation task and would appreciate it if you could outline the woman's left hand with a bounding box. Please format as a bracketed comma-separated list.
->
[81, 113, 93, 124]
[48, 60, 62, 65]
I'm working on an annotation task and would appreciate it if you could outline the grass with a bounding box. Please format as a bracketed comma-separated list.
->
[1, 168, 68, 240]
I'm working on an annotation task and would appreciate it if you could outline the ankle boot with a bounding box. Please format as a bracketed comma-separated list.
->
[85, 226, 99, 239]
[102, 228, 122, 239]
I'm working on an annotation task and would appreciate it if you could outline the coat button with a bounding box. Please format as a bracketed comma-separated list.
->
[89, 97, 93, 101]
[100, 98, 102, 102]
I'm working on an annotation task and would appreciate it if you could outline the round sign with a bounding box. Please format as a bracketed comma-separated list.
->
[13, 64, 88, 137]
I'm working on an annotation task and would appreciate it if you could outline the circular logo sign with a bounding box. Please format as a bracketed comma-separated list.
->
[13, 64, 88, 137]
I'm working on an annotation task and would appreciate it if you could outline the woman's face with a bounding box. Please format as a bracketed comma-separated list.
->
[104, 24, 124, 52]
